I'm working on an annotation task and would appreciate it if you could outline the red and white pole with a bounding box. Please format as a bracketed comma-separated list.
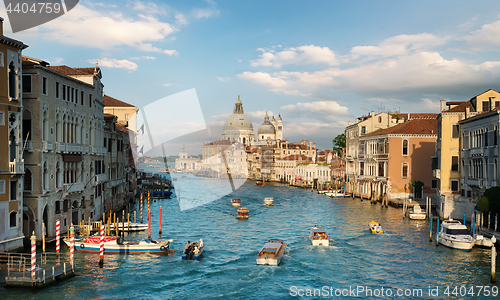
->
[70, 225, 75, 266]
[159, 206, 162, 237]
[56, 220, 60, 256]
[99, 225, 104, 267]
[30, 231, 36, 284]
[140, 193, 143, 223]
[148, 210, 151, 238]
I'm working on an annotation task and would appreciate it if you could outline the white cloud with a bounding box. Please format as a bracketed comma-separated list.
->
[192, 8, 220, 19]
[216, 77, 230, 82]
[459, 19, 500, 52]
[89, 3, 118, 8]
[250, 45, 338, 68]
[421, 98, 441, 111]
[247, 111, 275, 120]
[175, 13, 189, 26]
[32, 4, 178, 55]
[91, 58, 138, 71]
[281, 101, 349, 116]
[212, 113, 230, 120]
[130, 56, 156, 60]
[237, 72, 301, 95]
[163, 83, 172, 87]
[129, 0, 168, 16]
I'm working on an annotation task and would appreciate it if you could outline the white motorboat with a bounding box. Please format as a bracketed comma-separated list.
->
[231, 198, 242, 207]
[63, 236, 173, 254]
[256, 239, 286, 266]
[264, 197, 274, 205]
[310, 226, 329, 246]
[408, 205, 426, 220]
[438, 219, 474, 251]
[474, 235, 494, 248]
[325, 191, 348, 198]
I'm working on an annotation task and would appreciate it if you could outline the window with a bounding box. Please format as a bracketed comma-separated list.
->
[360, 162, 364, 175]
[89, 94, 92, 107]
[402, 163, 408, 178]
[485, 129, 489, 146]
[125, 114, 129, 120]
[402, 140, 408, 156]
[62, 84, 66, 100]
[55, 201, 61, 214]
[361, 126, 366, 134]
[0, 52, 3, 67]
[42, 77, 48, 95]
[451, 180, 459, 192]
[451, 156, 459, 171]
[0, 180, 5, 194]
[71, 87, 74, 102]
[9, 62, 16, 98]
[496, 101, 500, 108]
[483, 101, 490, 112]
[495, 127, 498, 146]
[431, 179, 437, 189]
[467, 190, 471, 197]
[56, 82, 60, 98]
[10, 211, 17, 228]
[0, 111, 4, 126]
[81, 91, 84, 105]
[22, 75, 31, 93]
[24, 169, 32, 190]
[378, 162, 384, 177]
[378, 116, 382, 123]
[10, 180, 16, 201]
[452, 124, 459, 139]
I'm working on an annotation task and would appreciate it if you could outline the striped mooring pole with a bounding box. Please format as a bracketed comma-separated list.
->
[148, 210, 151, 238]
[56, 220, 60, 257]
[99, 225, 104, 268]
[140, 193, 143, 223]
[159, 206, 162, 236]
[30, 231, 36, 284]
[148, 191, 150, 215]
[70, 225, 75, 266]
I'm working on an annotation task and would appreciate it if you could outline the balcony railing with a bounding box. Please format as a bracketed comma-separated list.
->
[471, 148, 483, 155]
[64, 182, 84, 193]
[23, 140, 33, 152]
[42, 141, 54, 152]
[9, 160, 24, 174]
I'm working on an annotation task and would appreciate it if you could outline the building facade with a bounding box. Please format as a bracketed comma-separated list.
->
[0, 17, 28, 251]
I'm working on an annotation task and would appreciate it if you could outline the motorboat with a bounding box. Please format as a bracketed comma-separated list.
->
[159, 168, 169, 173]
[256, 239, 287, 266]
[369, 221, 384, 234]
[438, 219, 474, 251]
[236, 207, 249, 219]
[325, 191, 348, 198]
[310, 226, 329, 246]
[408, 204, 426, 220]
[64, 236, 173, 254]
[474, 235, 494, 248]
[231, 198, 242, 207]
[264, 197, 274, 205]
[256, 181, 267, 186]
[182, 240, 204, 260]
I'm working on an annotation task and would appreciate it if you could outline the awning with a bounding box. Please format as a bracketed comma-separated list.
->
[63, 154, 82, 162]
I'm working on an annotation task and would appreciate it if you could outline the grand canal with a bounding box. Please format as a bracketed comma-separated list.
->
[1, 172, 499, 299]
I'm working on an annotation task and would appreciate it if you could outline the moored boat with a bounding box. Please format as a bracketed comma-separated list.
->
[438, 219, 474, 251]
[231, 198, 242, 207]
[474, 235, 494, 248]
[369, 221, 384, 234]
[325, 191, 348, 198]
[256, 181, 267, 186]
[236, 207, 249, 219]
[310, 226, 329, 246]
[264, 197, 274, 205]
[110, 222, 148, 232]
[256, 239, 287, 266]
[182, 239, 204, 260]
[63, 236, 173, 254]
[409, 204, 426, 220]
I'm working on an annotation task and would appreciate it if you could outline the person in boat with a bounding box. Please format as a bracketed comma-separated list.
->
[193, 246, 200, 255]
[375, 224, 382, 233]
[184, 241, 191, 253]
[199, 238, 203, 249]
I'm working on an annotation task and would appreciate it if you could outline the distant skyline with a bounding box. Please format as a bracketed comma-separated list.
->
[3, 0, 500, 150]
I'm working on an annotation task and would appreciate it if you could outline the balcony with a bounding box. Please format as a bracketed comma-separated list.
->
[93, 146, 98, 154]
[42, 140, 54, 152]
[470, 148, 483, 156]
[64, 182, 84, 193]
[24, 140, 33, 152]
[9, 160, 24, 174]
[433, 169, 440, 179]
[94, 173, 108, 185]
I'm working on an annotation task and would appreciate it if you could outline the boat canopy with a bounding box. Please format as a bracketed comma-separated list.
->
[445, 228, 471, 236]
[260, 243, 282, 253]
[267, 239, 284, 244]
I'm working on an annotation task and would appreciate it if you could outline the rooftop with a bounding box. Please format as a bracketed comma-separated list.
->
[103, 94, 135, 108]
[362, 118, 438, 137]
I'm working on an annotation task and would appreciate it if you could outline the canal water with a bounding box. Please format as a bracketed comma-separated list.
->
[1, 172, 499, 299]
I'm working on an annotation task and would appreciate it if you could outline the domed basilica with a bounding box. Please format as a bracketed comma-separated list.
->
[221, 96, 283, 146]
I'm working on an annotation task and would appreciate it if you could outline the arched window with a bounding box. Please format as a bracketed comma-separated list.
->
[43, 162, 48, 190]
[10, 211, 17, 227]
[9, 130, 16, 162]
[9, 62, 16, 98]
[24, 168, 32, 191]
[402, 162, 408, 178]
[402, 140, 408, 156]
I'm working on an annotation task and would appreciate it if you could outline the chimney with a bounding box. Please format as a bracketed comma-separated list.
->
[314, 142, 316, 149]
[348, 121, 351, 126]
[465, 106, 470, 119]
[440, 100, 445, 112]
[371, 111, 374, 117]
[286, 140, 288, 148]
[407, 113, 410, 120]
[309, 141, 312, 150]
[490, 97, 496, 111]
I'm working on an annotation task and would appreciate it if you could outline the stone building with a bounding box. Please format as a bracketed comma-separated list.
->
[0, 17, 28, 251]
[21, 56, 106, 240]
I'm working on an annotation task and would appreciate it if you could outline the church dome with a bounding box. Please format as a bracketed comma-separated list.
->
[258, 112, 276, 134]
[223, 95, 253, 130]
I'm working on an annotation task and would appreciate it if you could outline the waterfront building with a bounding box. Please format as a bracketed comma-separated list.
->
[21, 56, 106, 240]
[357, 118, 437, 201]
[102, 114, 131, 214]
[175, 147, 201, 172]
[434, 89, 500, 219]
[200, 140, 246, 179]
[0, 17, 28, 251]
[103, 94, 138, 142]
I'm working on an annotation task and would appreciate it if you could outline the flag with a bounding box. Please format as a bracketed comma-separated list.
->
[139, 124, 144, 135]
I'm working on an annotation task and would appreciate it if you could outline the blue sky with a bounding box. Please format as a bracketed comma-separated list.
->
[3, 0, 500, 153]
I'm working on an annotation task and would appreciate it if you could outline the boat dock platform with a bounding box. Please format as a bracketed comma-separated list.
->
[0, 252, 76, 288]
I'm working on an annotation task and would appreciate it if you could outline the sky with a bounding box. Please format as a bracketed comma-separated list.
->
[3, 0, 500, 154]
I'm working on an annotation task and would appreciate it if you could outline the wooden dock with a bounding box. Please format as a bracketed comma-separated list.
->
[0, 252, 76, 288]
